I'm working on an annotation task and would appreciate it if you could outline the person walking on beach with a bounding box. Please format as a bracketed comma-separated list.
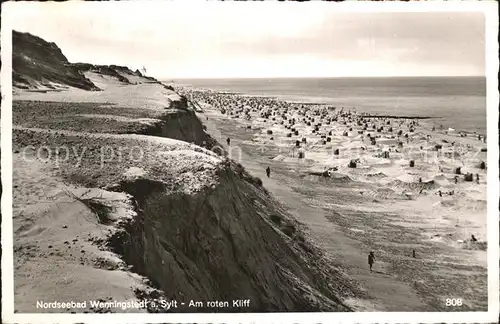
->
[226, 137, 231, 146]
[266, 166, 271, 178]
[368, 251, 375, 273]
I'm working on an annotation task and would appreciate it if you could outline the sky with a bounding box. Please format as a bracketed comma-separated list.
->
[6, 1, 487, 79]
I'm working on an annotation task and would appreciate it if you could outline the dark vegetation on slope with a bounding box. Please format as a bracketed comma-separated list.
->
[13, 100, 163, 132]
[12, 31, 100, 91]
[13, 30, 169, 91]
[13, 99, 217, 149]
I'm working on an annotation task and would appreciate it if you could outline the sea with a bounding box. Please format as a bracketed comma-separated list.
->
[168, 77, 487, 134]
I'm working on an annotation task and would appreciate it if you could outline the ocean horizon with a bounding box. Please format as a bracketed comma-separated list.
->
[168, 76, 487, 134]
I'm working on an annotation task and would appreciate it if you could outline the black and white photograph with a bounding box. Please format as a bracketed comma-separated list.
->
[1, 1, 498, 323]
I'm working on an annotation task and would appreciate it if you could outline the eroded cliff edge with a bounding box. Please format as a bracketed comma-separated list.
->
[12, 30, 361, 312]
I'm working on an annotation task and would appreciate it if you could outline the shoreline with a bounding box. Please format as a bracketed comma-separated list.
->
[185, 85, 488, 311]
[10, 28, 491, 315]
[169, 82, 486, 136]
[10, 80, 488, 312]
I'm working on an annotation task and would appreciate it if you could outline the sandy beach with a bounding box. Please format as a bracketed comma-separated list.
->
[7, 8, 498, 322]
[9, 67, 489, 312]
[182, 87, 488, 311]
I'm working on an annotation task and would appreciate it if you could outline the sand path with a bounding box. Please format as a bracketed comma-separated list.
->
[201, 112, 427, 311]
